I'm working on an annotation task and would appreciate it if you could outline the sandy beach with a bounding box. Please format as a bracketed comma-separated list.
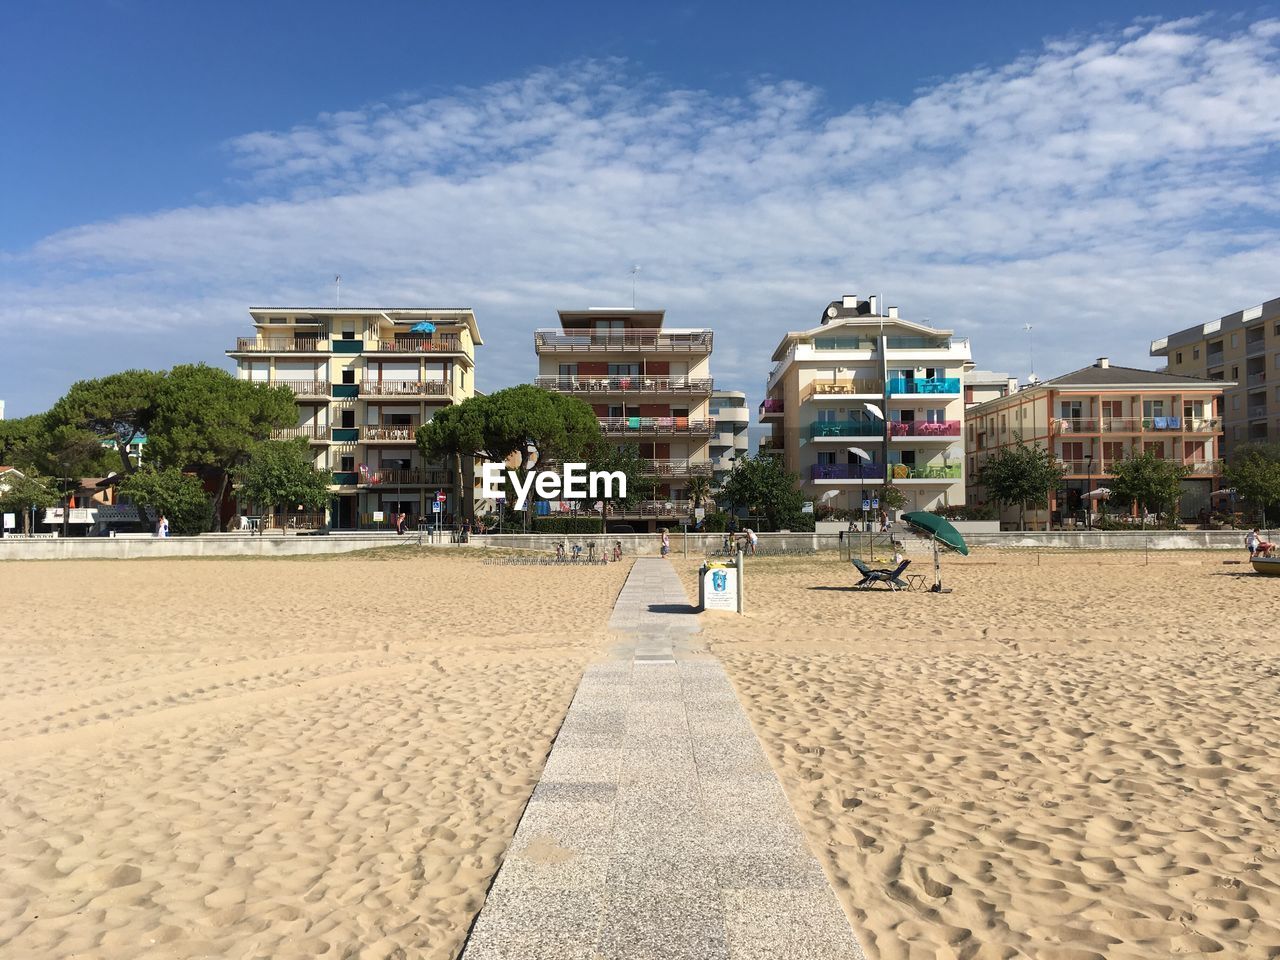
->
[677, 550, 1280, 959]
[0, 550, 629, 960]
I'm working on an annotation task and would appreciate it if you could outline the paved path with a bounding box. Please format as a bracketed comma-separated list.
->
[460, 558, 866, 960]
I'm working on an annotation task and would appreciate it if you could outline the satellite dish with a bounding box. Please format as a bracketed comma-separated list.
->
[826, 305, 838, 318]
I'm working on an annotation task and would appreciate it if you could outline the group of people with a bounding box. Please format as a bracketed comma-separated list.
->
[553, 540, 624, 562]
[1246, 528, 1276, 558]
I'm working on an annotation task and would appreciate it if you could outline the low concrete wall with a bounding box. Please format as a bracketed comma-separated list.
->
[961, 529, 1245, 550]
[474, 532, 843, 556]
[0, 532, 464, 561]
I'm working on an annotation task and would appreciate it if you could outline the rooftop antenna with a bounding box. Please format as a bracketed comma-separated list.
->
[334, 275, 342, 306]
[1023, 323, 1035, 381]
[630, 265, 641, 308]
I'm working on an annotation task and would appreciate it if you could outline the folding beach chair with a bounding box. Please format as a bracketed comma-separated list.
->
[853, 558, 912, 590]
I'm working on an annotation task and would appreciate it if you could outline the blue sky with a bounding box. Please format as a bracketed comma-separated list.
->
[3, 1, 1279, 417]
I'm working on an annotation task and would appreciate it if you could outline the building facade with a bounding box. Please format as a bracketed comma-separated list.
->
[761, 295, 971, 515]
[227, 307, 482, 529]
[965, 358, 1230, 528]
[1150, 296, 1280, 455]
[709, 390, 749, 485]
[964, 369, 1016, 408]
[533, 308, 714, 530]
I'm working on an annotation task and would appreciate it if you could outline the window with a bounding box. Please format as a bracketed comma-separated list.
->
[1193, 347, 1200, 360]
[1142, 400, 1165, 418]
[1232, 366, 1239, 379]
[999, 415, 1007, 432]
[1231, 333, 1240, 348]
[1060, 401, 1082, 418]
[816, 409, 839, 422]
[1176, 351, 1183, 365]
[1101, 400, 1123, 419]
[559, 363, 577, 377]
[1103, 441, 1125, 464]
[342, 369, 355, 384]
[608, 363, 640, 376]
[340, 455, 355, 471]
[1234, 425, 1243, 440]
[967, 423, 974, 440]
[816, 451, 836, 465]
[340, 409, 355, 428]
[341, 322, 356, 341]
[1233, 395, 1242, 411]
[1144, 441, 1164, 456]
[595, 319, 625, 333]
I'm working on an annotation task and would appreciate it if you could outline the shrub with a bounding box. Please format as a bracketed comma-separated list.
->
[532, 516, 607, 535]
[930, 504, 996, 521]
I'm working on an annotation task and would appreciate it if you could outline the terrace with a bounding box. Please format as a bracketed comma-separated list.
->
[809, 463, 887, 481]
[641, 459, 713, 478]
[270, 379, 330, 397]
[361, 380, 453, 397]
[800, 379, 883, 402]
[370, 334, 463, 353]
[360, 424, 420, 442]
[888, 420, 961, 438]
[534, 376, 714, 396]
[759, 398, 784, 419]
[357, 467, 450, 486]
[270, 426, 328, 441]
[534, 330, 713, 353]
[888, 377, 961, 395]
[232, 337, 324, 353]
[809, 420, 883, 439]
[598, 417, 715, 436]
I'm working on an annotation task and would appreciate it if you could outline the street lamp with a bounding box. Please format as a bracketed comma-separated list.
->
[862, 401, 888, 524]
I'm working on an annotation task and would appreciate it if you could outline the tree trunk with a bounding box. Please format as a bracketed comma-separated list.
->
[211, 471, 230, 532]
[22, 509, 30, 536]
[116, 430, 137, 475]
[455, 452, 467, 523]
[1019, 501, 1026, 531]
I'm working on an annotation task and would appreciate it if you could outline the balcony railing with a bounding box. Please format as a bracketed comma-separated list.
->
[809, 420, 883, 438]
[270, 426, 328, 441]
[358, 467, 451, 486]
[534, 330, 713, 353]
[1057, 458, 1222, 475]
[234, 337, 324, 352]
[1184, 417, 1222, 432]
[1248, 372, 1267, 386]
[892, 464, 962, 479]
[888, 377, 960, 395]
[1101, 417, 1142, 432]
[889, 420, 961, 438]
[1249, 406, 1268, 419]
[759, 398, 784, 416]
[361, 380, 453, 397]
[810, 463, 886, 481]
[360, 424, 420, 442]
[801, 379, 884, 401]
[1247, 338, 1266, 357]
[642, 459, 713, 477]
[371, 335, 462, 353]
[534, 376, 713, 395]
[1053, 418, 1099, 433]
[598, 417, 714, 435]
[270, 379, 330, 396]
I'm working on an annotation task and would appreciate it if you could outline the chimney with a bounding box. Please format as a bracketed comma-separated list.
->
[1096, 357, 1110, 369]
[887, 306, 899, 319]
[841, 294, 858, 309]
[868, 295, 879, 315]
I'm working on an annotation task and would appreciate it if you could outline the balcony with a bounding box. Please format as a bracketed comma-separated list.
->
[809, 420, 883, 439]
[1247, 337, 1266, 357]
[810, 463, 887, 482]
[370, 335, 463, 353]
[271, 379, 330, 397]
[599, 417, 714, 436]
[890, 464, 962, 480]
[1248, 371, 1267, 386]
[1185, 460, 1224, 475]
[889, 420, 961, 438]
[1101, 417, 1142, 433]
[800, 379, 884, 402]
[1249, 406, 1268, 420]
[642, 459, 713, 477]
[1184, 417, 1222, 433]
[534, 376, 713, 396]
[358, 467, 451, 486]
[233, 337, 324, 353]
[360, 424, 420, 443]
[888, 377, 960, 395]
[534, 330, 713, 353]
[361, 380, 453, 397]
[1053, 418, 1099, 434]
[271, 426, 328, 441]
[759, 398, 784, 419]
[1056, 458, 1222, 476]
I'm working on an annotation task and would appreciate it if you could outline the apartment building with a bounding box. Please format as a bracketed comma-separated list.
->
[533, 308, 714, 530]
[965, 358, 1229, 528]
[1150, 296, 1280, 456]
[227, 307, 482, 529]
[760, 295, 971, 515]
[709, 390, 749, 484]
[964, 369, 1016, 408]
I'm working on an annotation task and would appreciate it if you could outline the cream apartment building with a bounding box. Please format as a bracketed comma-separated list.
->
[227, 307, 482, 529]
[1150, 295, 1280, 456]
[761, 295, 970, 515]
[965, 359, 1229, 527]
[534, 308, 714, 530]
[709, 390, 749, 485]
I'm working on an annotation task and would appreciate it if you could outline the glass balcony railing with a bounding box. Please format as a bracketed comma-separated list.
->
[891, 464, 962, 479]
[888, 420, 961, 437]
[810, 463, 886, 481]
[759, 398, 784, 415]
[888, 377, 960, 395]
[809, 420, 883, 438]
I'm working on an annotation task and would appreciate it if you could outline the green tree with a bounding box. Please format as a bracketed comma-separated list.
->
[686, 474, 711, 509]
[1109, 451, 1189, 520]
[585, 441, 646, 520]
[717, 454, 807, 530]
[975, 434, 1066, 530]
[1224, 443, 1280, 525]
[235, 440, 333, 520]
[46, 370, 163, 474]
[0, 415, 49, 471]
[416, 399, 486, 522]
[148, 365, 296, 528]
[0, 470, 59, 535]
[118, 467, 213, 536]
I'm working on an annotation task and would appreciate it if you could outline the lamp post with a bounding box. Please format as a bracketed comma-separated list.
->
[1085, 453, 1093, 529]
[862, 401, 888, 526]
[848, 446, 872, 532]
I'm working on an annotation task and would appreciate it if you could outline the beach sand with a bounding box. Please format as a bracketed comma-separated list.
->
[0, 550, 629, 960]
[677, 550, 1280, 959]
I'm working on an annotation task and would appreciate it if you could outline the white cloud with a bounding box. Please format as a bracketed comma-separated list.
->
[4, 16, 1280, 414]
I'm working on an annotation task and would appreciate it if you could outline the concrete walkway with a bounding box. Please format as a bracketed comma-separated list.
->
[460, 558, 866, 960]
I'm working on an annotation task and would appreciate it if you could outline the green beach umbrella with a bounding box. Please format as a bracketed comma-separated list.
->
[900, 511, 969, 593]
[901, 511, 969, 555]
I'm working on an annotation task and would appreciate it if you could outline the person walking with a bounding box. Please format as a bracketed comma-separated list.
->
[661, 528, 670, 558]
[158, 514, 170, 538]
[745, 528, 758, 556]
